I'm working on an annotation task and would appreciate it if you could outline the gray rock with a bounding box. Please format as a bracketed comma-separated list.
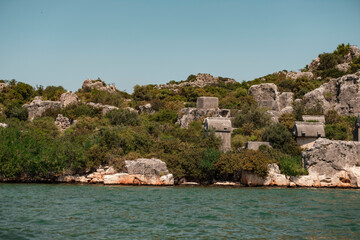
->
[176, 107, 230, 128]
[87, 102, 119, 115]
[138, 103, 154, 114]
[23, 99, 61, 121]
[55, 114, 71, 131]
[303, 71, 360, 115]
[0, 123, 8, 128]
[0, 83, 8, 93]
[344, 45, 360, 63]
[60, 92, 79, 108]
[308, 57, 320, 72]
[335, 63, 351, 72]
[82, 79, 117, 93]
[292, 138, 360, 187]
[286, 71, 314, 80]
[241, 163, 290, 187]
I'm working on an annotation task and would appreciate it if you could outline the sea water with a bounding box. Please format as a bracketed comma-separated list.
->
[1, 184, 359, 239]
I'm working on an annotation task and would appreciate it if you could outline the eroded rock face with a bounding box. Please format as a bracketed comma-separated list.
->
[248, 83, 294, 122]
[344, 45, 360, 63]
[308, 57, 320, 72]
[293, 138, 360, 188]
[286, 71, 314, 80]
[55, 114, 71, 131]
[60, 92, 79, 108]
[23, 99, 61, 121]
[82, 79, 117, 93]
[303, 71, 360, 115]
[138, 103, 155, 114]
[241, 164, 290, 187]
[155, 73, 237, 90]
[57, 159, 174, 186]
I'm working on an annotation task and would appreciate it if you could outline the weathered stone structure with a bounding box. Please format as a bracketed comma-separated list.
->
[55, 114, 71, 131]
[248, 83, 294, 122]
[196, 97, 218, 109]
[23, 98, 61, 121]
[292, 121, 325, 149]
[177, 97, 230, 128]
[245, 141, 272, 150]
[303, 71, 360, 116]
[302, 115, 325, 124]
[354, 114, 360, 141]
[203, 117, 232, 151]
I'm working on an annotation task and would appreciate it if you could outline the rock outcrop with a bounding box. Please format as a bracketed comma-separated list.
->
[241, 164, 290, 187]
[308, 57, 320, 72]
[285, 71, 314, 80]
[0, 83, 8, 93]
[57, 158, 174, 186]
[344, 45, 360, 63]
[292, 138, 360, 188]
[104, 158, 174, 185]
[82, 79, 117, 93]
[303, 71, 360, 115]
[0, 123, 8, 128]
[55, 114, 71, 131]
[138, 103, 155, 114]
[155, 73, 237, 91]
[248, 83, 294, 122]
[60, 92, 79, 108]
[87, 102, 119, 115]
[23, 98, 61, 121]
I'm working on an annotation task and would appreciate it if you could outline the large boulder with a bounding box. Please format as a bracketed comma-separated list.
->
[303, 71, 360, 115]
[176, 107, 230, 128]
[104, 158, 174, 185]
[23, 98, 61, 121]
[82, 79, 117, 93]
[291, 138, 360, 188]
[60, 92, 79, 108]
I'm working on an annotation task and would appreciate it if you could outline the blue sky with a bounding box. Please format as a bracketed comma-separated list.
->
[1, 0, 359, 93]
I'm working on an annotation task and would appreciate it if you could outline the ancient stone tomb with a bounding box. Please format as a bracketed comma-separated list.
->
[203, 117, 232, 151]
[292, 121, 325, 149]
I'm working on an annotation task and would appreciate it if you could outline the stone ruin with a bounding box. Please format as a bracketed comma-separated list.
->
[354, 114, 360, 141]
[203, 117, 232, 152]
[176, 97, 230, 128]
[302, 115, 325, 124]
[55, 114, 71, 131]
[292, 121, 325, 149]
[23, 97, 61, 121]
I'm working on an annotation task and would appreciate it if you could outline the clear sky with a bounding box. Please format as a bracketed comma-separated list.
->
[1, 0, 359, 93]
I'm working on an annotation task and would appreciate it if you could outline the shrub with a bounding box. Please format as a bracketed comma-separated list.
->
[4, 102, 28, 121]
[278, 113, 296, 132]
[238, 150, 275, 178]
[105, 109, 140, 126]
[317, 53, 341, 71]
[325, 110, 342, 124]
[278, 156, 308, 176]
[233, 105, 271, 129]
[61, 104, 101, 121]
[42, 86, 66, 101]
[262, 123, 301, 155]
[148, 109, 178, 124]
[325, 123, 348, 140]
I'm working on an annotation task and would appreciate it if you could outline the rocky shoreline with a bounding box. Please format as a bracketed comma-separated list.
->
[2, 139, 360, 188]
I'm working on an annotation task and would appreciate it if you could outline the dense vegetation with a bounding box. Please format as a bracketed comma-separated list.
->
[0, 44, 358, 183]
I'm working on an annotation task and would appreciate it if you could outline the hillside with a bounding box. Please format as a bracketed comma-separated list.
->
[0, 43, 359, 183]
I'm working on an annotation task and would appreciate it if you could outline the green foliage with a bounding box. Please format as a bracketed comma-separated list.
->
[317, 53, 342, 71]
[233, 105, 271, 129]
[4, 101, 28, 121]
[262, 123, 301, 155]
[61, 104, 101, 121]
[42, 86, 66, 101]
[278, 156, 308, 176]
[105, 109, 140, 126]
[333, 43, 350, 57]
[278, 113, 296, 132]
[148, 109, 178, 124]
[325, 110, 342, 124]
[325, 123, 348, 140]
[10, 82, 35, 102]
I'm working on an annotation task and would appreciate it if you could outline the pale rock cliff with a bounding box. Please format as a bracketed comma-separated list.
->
[303, 71, 360, 115]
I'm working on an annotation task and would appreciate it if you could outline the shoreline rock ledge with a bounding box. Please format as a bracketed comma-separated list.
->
[104, 158, 174, 185]
[57, 158, 174, 186]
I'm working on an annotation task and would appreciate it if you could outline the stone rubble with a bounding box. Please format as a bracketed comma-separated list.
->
[54, 114, 71, 131]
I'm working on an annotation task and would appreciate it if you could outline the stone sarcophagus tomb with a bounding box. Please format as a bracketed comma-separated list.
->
[203, 117, 232, 151]
[197, 97, 219, 109]
[292, 121, 325, 149]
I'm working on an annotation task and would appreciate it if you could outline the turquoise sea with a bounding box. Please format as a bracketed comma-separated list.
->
[0, 184, 359, 239]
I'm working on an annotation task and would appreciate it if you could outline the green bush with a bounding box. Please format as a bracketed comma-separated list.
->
[105, 109, 140, 126]
[278, 156, 308, 176]
[262, 123, 301, 155]
[148, 109, 178, 124]
[61, 104, 101, 121]
[233, 105, 271, 129]
[325, 123, 348, 140]
[4, 102, 28, 121]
